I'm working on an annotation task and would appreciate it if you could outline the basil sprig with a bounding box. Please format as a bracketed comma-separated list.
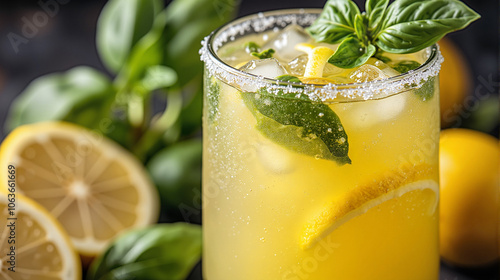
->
[308, 0, 480, 68]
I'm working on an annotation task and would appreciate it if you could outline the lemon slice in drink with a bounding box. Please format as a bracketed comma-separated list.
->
[295, 43, 334, 78]
[0, 192, 81, 279]
[0, 122, 159, 257]
[300, 165, 439, 249]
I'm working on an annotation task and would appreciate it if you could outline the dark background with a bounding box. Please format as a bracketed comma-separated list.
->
[0, 0, 498, 279]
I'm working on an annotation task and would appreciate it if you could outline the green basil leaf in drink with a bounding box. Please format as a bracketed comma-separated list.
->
[140, 65, 178, 91]
[244, 42, 260, 54]
[242, 90, 351, 164]
[307, 0, 360, 44]
[87, 223, 202, 280]
[375, 0, 481, 53]
[389, 60, 421, 74]
[5, 67, 114, 132]
[96, 0, 162, 73]
[206, 76, 221, 121]
[328, 36, 376, 68]
[365, 0, 389, 32]
[276, 75, 302, 84]
[251, 48, 275, 59]
[413, 76, 436, 101]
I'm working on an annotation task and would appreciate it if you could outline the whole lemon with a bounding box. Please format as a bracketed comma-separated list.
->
[438, 38, 471, 128]
[439, 129, 499, 267]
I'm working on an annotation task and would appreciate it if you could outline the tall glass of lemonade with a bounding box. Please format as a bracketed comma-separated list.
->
[200, 9, 444, 280]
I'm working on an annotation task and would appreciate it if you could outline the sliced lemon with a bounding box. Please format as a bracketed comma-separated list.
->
[0, 122, 159, 257]
[296, 44, 335, 78]
[0, 192, 81, 279]
[300, 165, 438, 249]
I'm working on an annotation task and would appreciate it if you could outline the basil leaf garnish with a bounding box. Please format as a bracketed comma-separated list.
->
[307, 0, 360, 44]
[309, 0, 480, 69]
[276, 75, 302, 84]
[328, 36, 376, 68]
[365, 0, 389, 31]
[375, 0, 480, 54]
[242, 89, 351, 165]
[413, 76, 436, 101]
[389, 60, 421, 73]
[251, 48, 275, 59]
[245, 42, 260, 54]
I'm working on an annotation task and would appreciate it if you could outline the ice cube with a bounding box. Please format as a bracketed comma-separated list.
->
[239, 58, 287, 79]
[323, 63, 344, 77]
[337, 92, 407, 128]
[256, 140, 294, 174]
[366, 58, 400, 77]
[263, 24, 312, 61]
[287, 54, 308, 76]
[348, 64, 389, 83]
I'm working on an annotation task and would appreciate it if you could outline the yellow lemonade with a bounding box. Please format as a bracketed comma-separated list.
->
[201, 9, 442, 280]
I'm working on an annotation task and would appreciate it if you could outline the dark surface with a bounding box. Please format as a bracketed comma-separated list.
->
[0, 0, 498, 279]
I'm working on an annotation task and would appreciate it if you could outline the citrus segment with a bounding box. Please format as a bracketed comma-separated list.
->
[302, 46, 335, 78]
[301, 165, 438, 249]
[0, 192, 80, 279]
[0, 122, 159, 257]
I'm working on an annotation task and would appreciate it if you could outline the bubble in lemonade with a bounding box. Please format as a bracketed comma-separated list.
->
[201, 1, 478, 279]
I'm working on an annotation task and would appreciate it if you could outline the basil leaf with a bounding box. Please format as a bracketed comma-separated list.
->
[251, 48, 275, 59]
[163, 0, 239, 87]
[6, 67, 114, 132]
[365, 0, 389, 31]
[120, 0, 239, 88]
[206, 76, 220, 121]
[413, 76, 436, 101]
[242, 90, 351, 164]
[88, 223, 202, 280]
[140, 65, 178, 91]
[307, 0, 360, 44]
[328, 36, 376, 68]
[389, 60, 421, 73]
[244, 42, 260, 54]
[276, 75, 302, 84]
[147, 140, 202, 219]
[375, 0, 480, 53]
[97, 0, 162, 73]
[354, 14, 368, 44]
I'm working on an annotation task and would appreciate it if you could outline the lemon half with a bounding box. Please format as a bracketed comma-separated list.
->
[0, 122, 159, 257]
[0, 192, 81, 279]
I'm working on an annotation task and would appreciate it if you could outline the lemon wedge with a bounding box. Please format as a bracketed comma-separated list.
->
[0, 122, 159, 257]
[300, 165, 438, 249]
[0, 192, 81, 279]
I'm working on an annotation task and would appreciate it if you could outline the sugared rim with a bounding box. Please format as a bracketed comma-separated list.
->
[200, 9, 443, 102]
